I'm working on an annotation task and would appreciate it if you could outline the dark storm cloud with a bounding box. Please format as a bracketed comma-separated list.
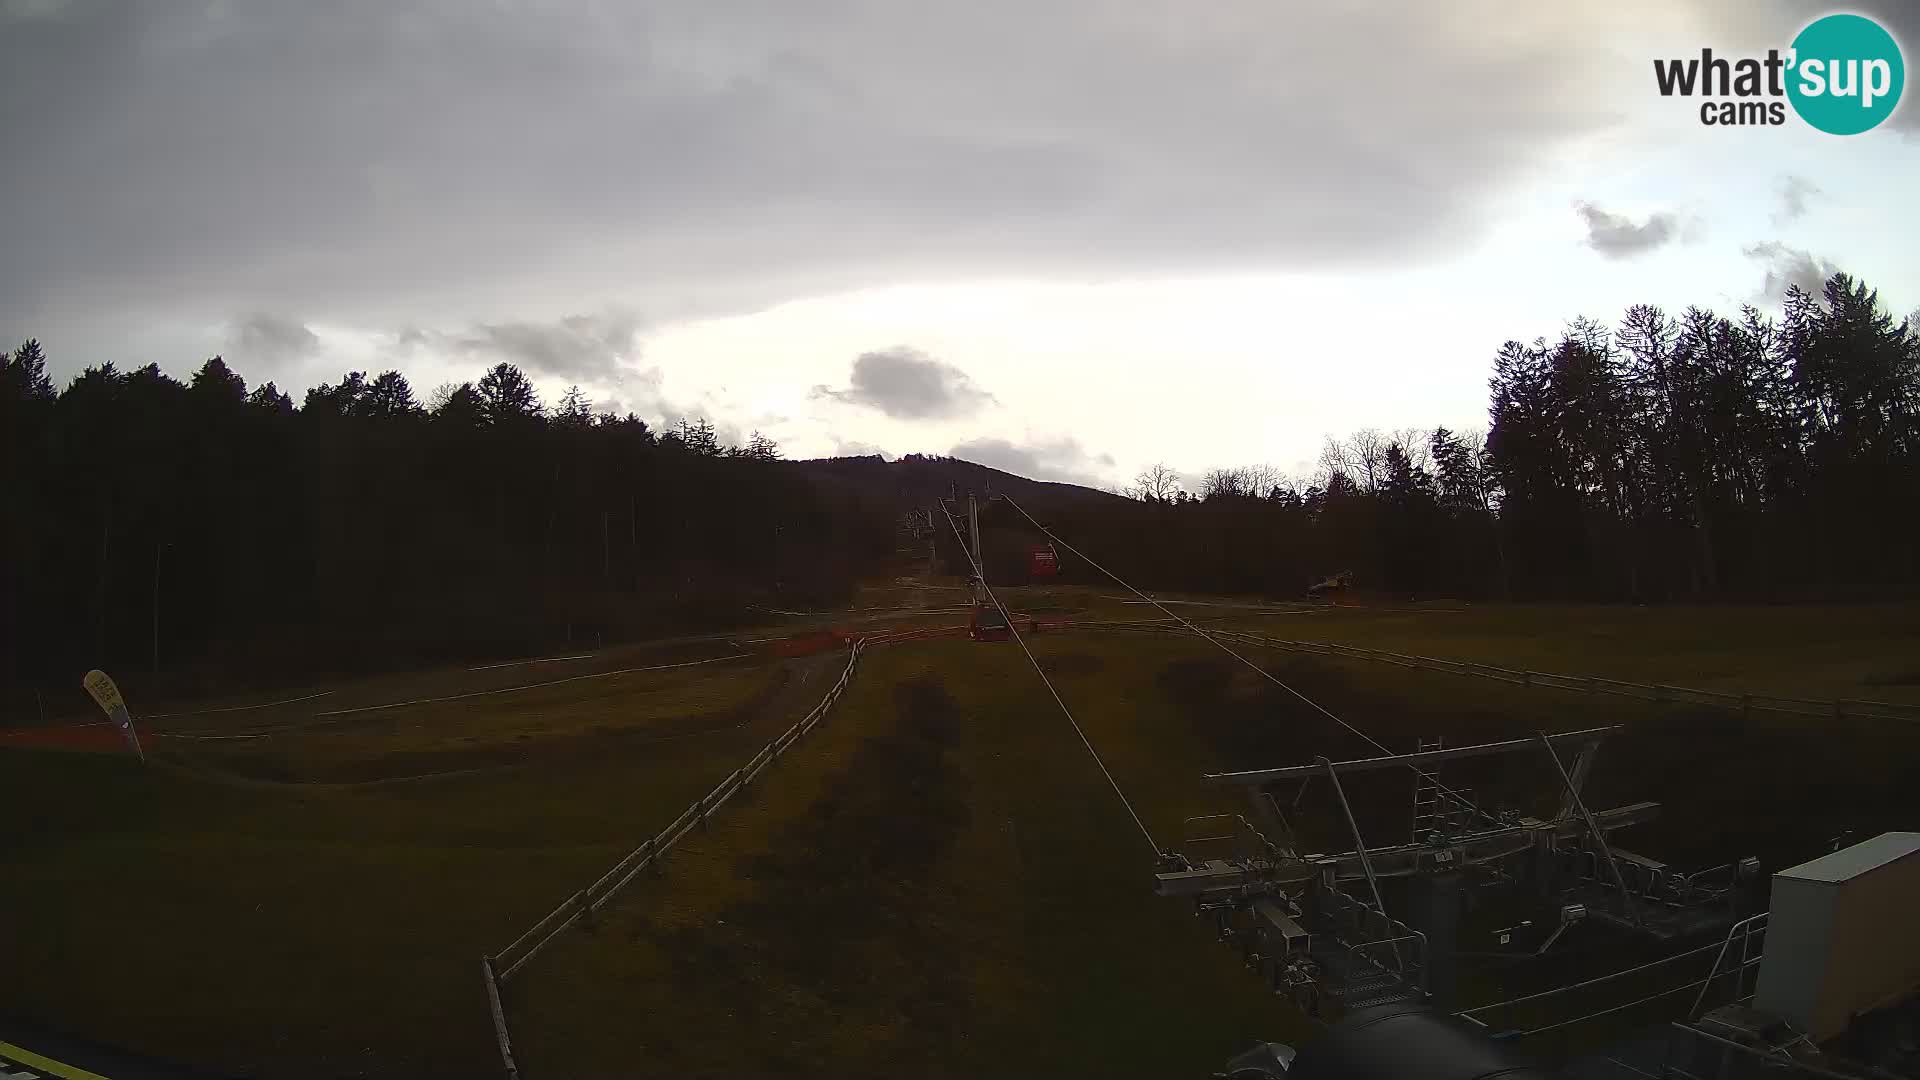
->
[1773, 176, 1822, 224]
[1574, 202, 1681, 259]
[811, 347, 995, 419]
[950, 435, 1115, 486]
[228, 313, 320, 362]
[1, 0, 1708, 370]
[1744, 242, 1843, 302]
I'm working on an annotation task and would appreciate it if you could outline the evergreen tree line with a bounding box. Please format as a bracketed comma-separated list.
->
[1048, 273, 1917, 601]
[4, 270, 1913, 706]
[1, 351, 891, 703]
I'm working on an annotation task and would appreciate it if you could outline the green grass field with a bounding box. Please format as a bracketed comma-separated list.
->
[509, 636, 1310, 1078]
[3, 594, 1916, 1077]
[0, 647, 839, 1078]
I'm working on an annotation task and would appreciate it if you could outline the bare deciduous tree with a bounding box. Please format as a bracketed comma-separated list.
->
[1393, 426, 1432, 473]
[1127, 462, 1183, 502]
[1242, 462, 1281, 499]
[1200, 467, 1246, 499]
[1345, 428, 1389, 492]
[1316, 436, 1349, 488]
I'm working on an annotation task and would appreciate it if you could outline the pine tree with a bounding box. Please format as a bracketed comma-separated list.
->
[555, 385, 594, 427]
[477, 363, 542, 426]
[363, 371, 423, 418]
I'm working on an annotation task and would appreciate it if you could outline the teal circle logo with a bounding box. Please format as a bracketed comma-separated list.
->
[1787, 13, 1905, 135]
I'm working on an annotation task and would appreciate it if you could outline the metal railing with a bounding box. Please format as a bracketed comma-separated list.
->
[1662, 1021, 1863, 1080]
[1689, 913, 1768, 1018]
[1319, 882, 1429, 993]
[1457, 911, 1768, 1048]
[1179, 812, 1289, 864]
[481, 637, 871, 1076]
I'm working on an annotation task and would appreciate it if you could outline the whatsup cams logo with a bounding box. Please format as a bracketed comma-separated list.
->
[1654, 12, 1905, 134]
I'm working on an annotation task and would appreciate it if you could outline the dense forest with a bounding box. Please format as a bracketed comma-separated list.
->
[4, 271, 1916, 709]
[0, 354, 893, 706]
[993, 273, 1918, 603]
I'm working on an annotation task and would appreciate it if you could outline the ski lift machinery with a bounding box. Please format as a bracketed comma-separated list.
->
[954, 493, 1040, 641]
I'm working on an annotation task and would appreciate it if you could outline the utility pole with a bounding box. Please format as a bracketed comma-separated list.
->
[93, 501, 112, 658]
[968, 493, 986, 605]
[151, 540, 166, 675]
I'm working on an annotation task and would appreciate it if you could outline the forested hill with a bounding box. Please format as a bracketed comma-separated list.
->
[792, 453, 1127, 512]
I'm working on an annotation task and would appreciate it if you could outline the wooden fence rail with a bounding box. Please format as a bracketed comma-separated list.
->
[482, 637, 871, 1076]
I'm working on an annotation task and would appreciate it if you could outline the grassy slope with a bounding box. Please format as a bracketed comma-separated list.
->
[5, 597, 1917, 1077]
[1177, 600, 1920, 867]
[511, 637, 1311, 1078]
[182, 661, 779, 783]
[1190, 600, 1920, 703]
[0, 656, 829, 1079]
[505, 608, 1919, 1075]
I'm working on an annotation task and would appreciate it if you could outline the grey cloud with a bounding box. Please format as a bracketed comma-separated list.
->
[812, 347, 995, 420]
[593, 367, 672, 420]
[2, 0, 1730, 370]
[1744, 242, 1842, 302]
[229, 313, 320, 361]
[1575, 202, 1681, 259]
[830, 437, 890, 459]
[391, 311, 644, 387]
[451, 312, 643, 384]
[1773, 176, 1821, 224]
[949, 435, 1114, 487]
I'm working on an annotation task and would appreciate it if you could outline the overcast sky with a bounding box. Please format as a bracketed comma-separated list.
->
[5, 0, 1916, 488]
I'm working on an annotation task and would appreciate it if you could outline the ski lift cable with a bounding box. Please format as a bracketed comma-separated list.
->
[999, 493, 1483, 818]
[939, 501, 1160, 855]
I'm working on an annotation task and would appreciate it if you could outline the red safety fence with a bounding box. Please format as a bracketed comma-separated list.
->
[0, 724, 130, 754]
[864, 624, 968, 647]
[771, 630, 853, 657]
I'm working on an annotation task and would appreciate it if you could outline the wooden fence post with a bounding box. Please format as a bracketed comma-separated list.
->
[483, 956, 521, 1080]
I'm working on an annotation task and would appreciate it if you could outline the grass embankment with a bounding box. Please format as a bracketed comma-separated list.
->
[511, 637, 1314, 1078]
[178, 660, 780, 784]
[7, 598, 1917, 1076]
[1162, 601, 1920, 868]
[0, 651, 827, 1078]
[1165, 599, 1920, 704]
[508, 610, 1919, 1075]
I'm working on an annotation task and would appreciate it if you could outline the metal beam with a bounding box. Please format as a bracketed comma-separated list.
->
[1321, 755, 1402, 972]
[1555, 739, 1600, 822]
[1540, 731, 1641, 928]
[1153, 801, 1659, 895]
[1154, 858, 1317, 896]
[1308, 802, 1659, 881]
[1203, 726, 1621, 786]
